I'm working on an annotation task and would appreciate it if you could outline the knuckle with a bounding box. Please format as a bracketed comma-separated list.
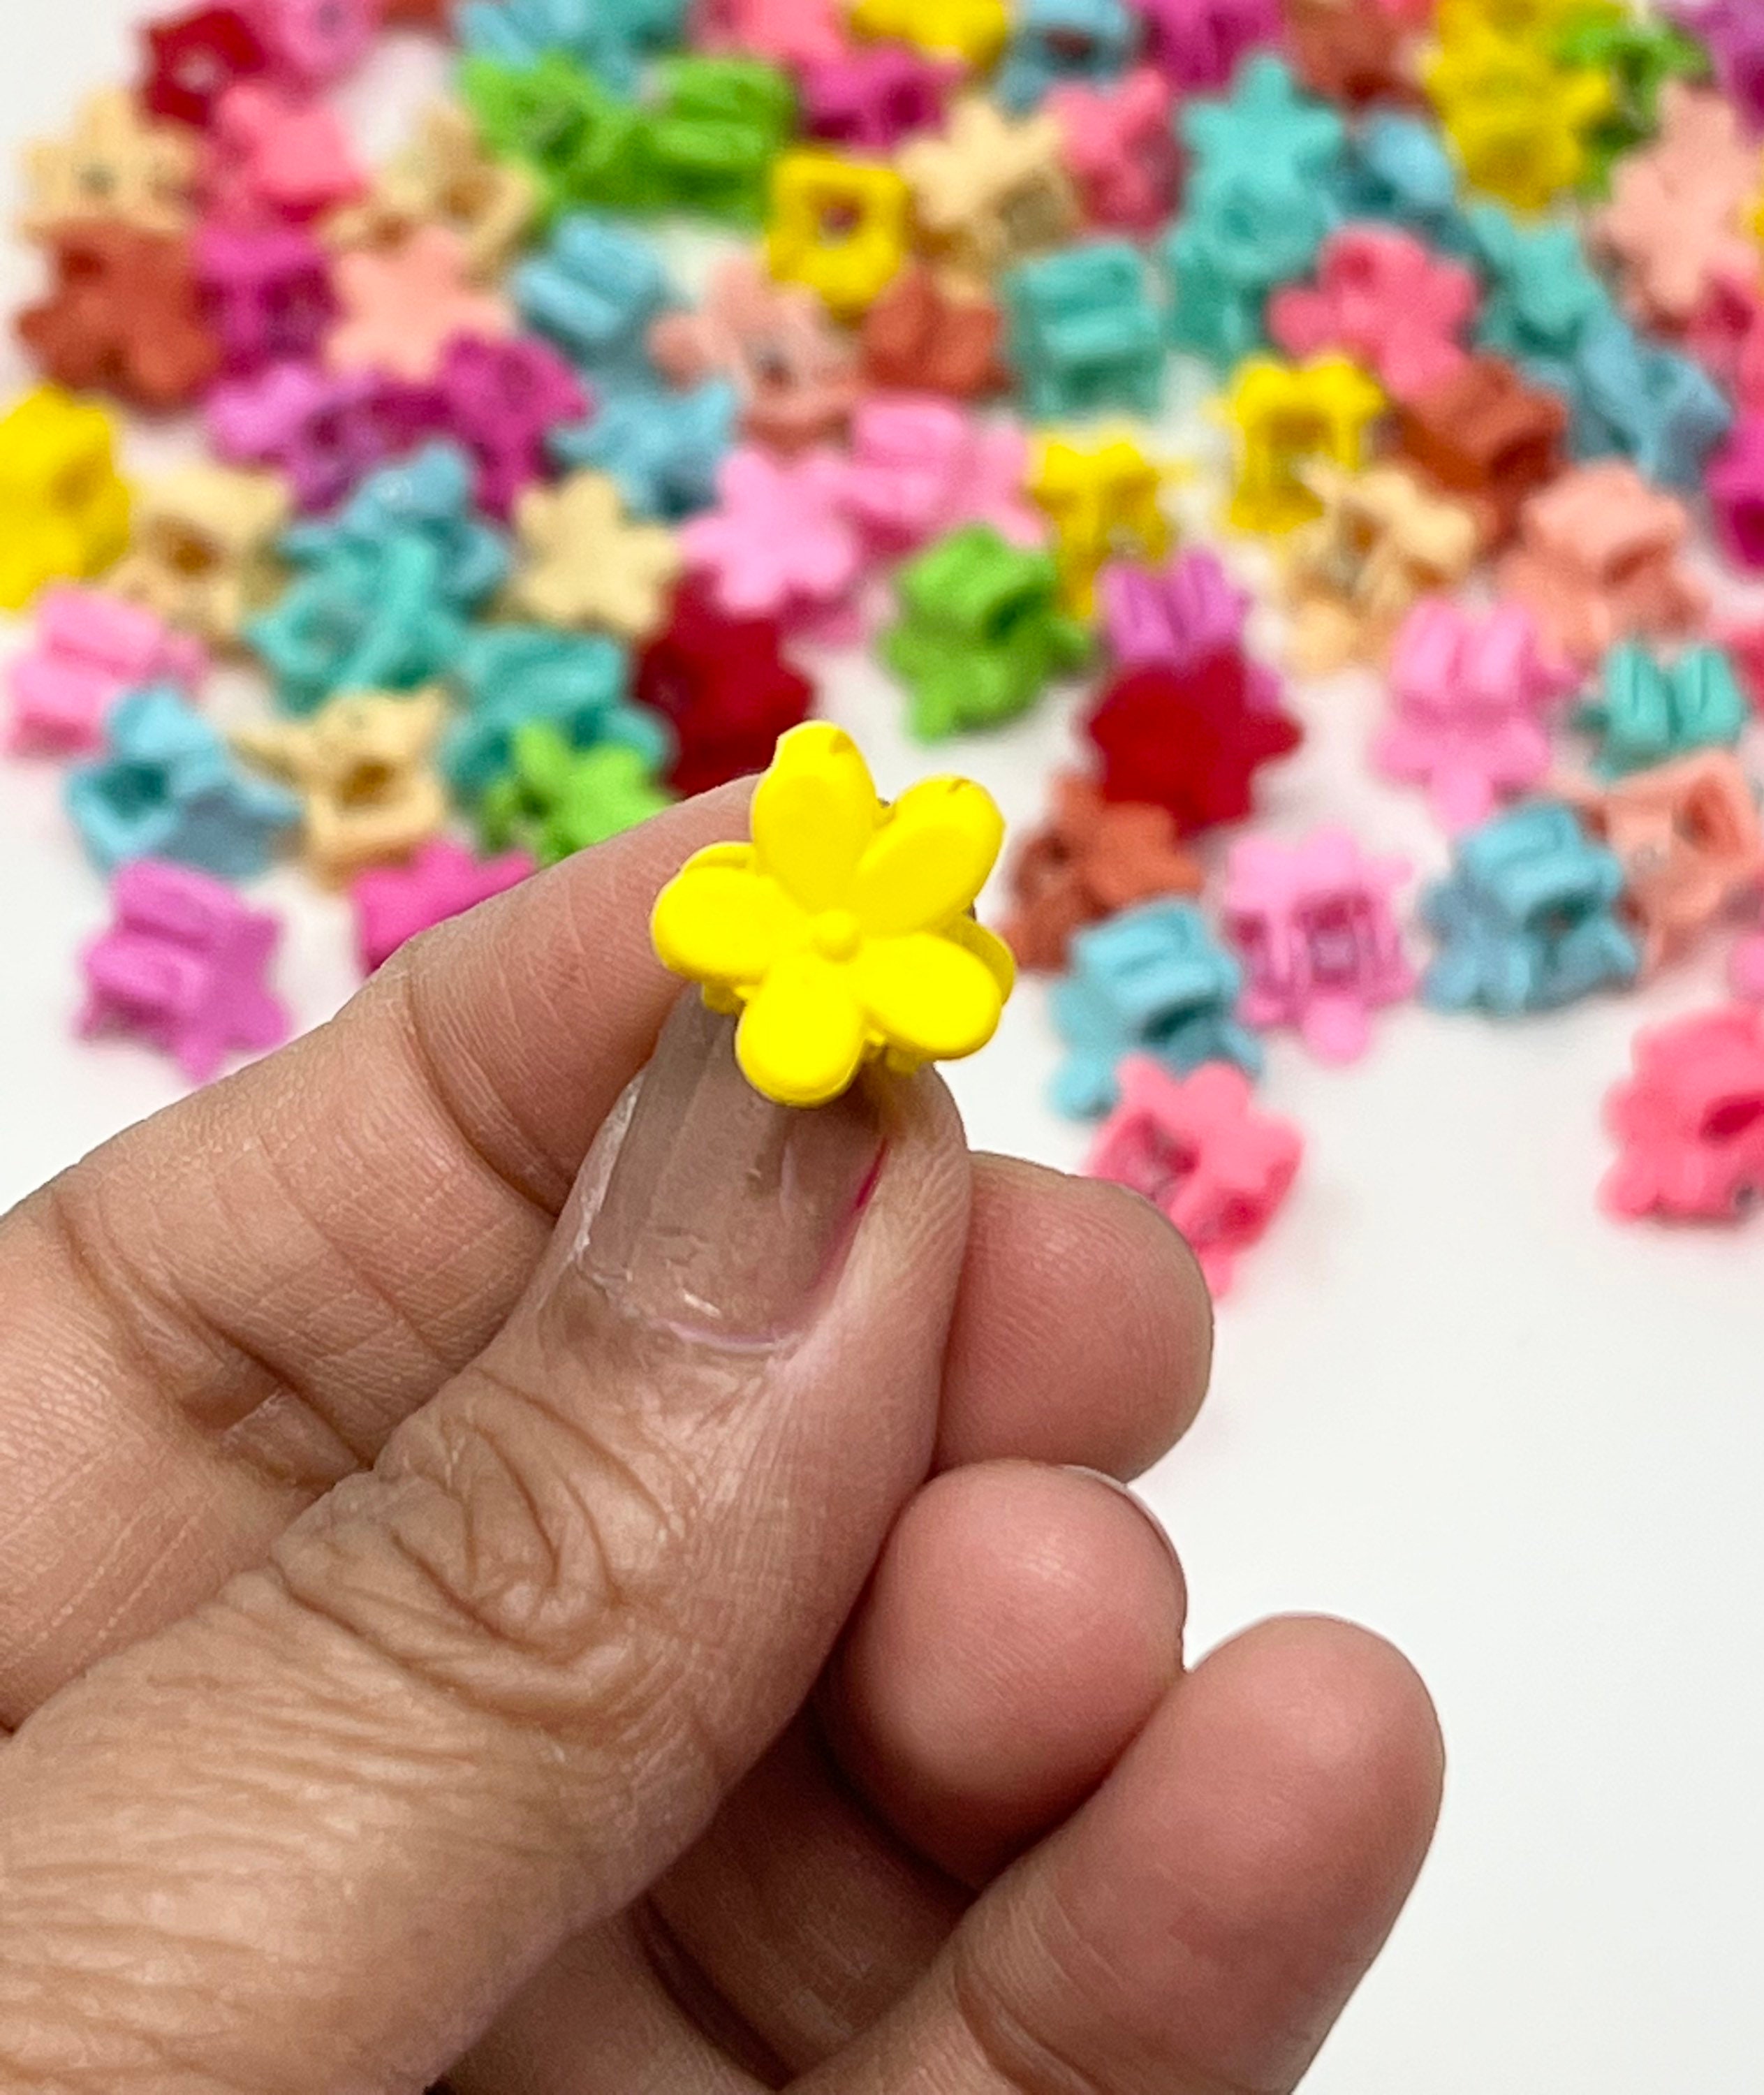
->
[270, 1356, 714, 1747]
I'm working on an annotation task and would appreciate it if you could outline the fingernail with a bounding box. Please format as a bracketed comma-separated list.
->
[572, 992, 885, 1348]
[1061, 1466, 1183, 1581]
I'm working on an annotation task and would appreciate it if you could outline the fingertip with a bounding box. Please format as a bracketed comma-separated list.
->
[829, 1460, 1186, 1885]
[1031, 1614, 1445, 2095]
[939, 1159, 1214, 1478]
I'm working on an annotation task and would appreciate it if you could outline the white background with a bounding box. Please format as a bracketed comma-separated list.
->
[2, 10, 1763, 2089]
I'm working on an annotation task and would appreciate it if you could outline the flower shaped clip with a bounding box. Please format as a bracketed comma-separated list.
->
[652, 724, 1015, 1108]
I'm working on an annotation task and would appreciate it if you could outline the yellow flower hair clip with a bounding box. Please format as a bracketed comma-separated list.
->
[652, 724, 1016, 1108]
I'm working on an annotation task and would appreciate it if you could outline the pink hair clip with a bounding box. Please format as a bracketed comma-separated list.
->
[78, 857, 290, 1083]
[1374, 597, 1576, 832]
[8, 587, 209, 757]
[1499, 461, 1707, 666]
[1221, 828, 1415, 1063]
[1085, 1055, 1302, 1295]
[1046, 68, 1179, 235]
[1602, 1005, 1764, 1224]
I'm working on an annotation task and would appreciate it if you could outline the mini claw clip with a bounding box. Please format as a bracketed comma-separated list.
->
[800, 43, 955, 152]
[1374, 598, 1575, 831]
[847, 0, 1010, 69]
[551, 381, 737, 522]
[1084, 1057, 1300, 1295]
[1044, 68, 1178, 235]
[1132, 0, 1279, 91]
[433, 334, 591, 522]
[1004, 241, 1165, 422]
[1050, 898, 1263, 1119]
[1499, 462, 1707, 666]
[457, 52, 641, 223]
[1420, 800, 1640, 1017]
[110, 462, 290, 646]
[1601, 1006, 1764, 1225]
[1284, 0, 1418, 109]
[1705, 418, 1764, 576]
[479, 723, 674, 862]
[1098, 547, 1249, 673]
[325, 101, 538, 282]
[694, 0, 846, 75]
[455, 0, 686, 95]
[763, 149, 911, 323]
[1220, 355, 1386, 538]
[640, 56, 797, 227]
[326, 223, 514, 383]
[999, 772, 1202, 973]
[1592, 84, 1755, 332]
[1278, 462, 1480, 675]
[651, 721, 1016, 1108]
[140, 6, 270, 131]
[1182, 48, 1343, 187]
[1334, 110, 1466, 251]
[205, 360, 429, 515]
[205, 80, 366, 223]
[19, 86, 197, 239]
[515, 213, 672, 383]
[353, 838, 536, 973]
[1561, 753, 1764, 974]
[680, 447, 860, 631]
[898, 98, 1078, 289]
[1029, 433, 1172, 619]
[233, 686, 449, 884]
[7, 586, 209, 758]
[78, 858, 290, 1085]
[634, 575, 813, 797]
[1469, 203, 1611, 374]
[1577, 645, 1750, 779]
[882, 524, 1089, 739]
[1267, 227, 1477, 407]
[1221, 829, 1415, 1062]
[994, 0, 1141, 115]
[1680, 0, 1764, 131]
[66, 684, 300, 879]
[249, 0, 380, 88]
[281, 443, 509, 615]
[649, 254, 861, 452]
[1161, 60, 1342, 370]
[1085, 653, 1301, 831]
[1554, 11, 1710, 188]
[0, 387, 133, 612]
[858, 264, 1010, 399]
[1568, 315, 1733, 492]
[195, 223, 336, 374]
[840, 395, 1043, 556]
[18, 226, 221, 413]
[442, 626, 667, 804]
[248, 534, 466, 713]
[511, 471, 683, 640]
[1423, 21, 1612, 212]
[1395, 355, 1566, 547]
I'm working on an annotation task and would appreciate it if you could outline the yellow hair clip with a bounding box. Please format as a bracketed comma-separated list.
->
[652, 724, 1016, 1108]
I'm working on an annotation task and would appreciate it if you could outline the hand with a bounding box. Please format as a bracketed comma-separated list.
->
[0, 786, 1442, 2094]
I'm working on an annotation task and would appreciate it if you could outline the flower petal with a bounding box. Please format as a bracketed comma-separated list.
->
[855, 930, 1006, 1064]
[751, 722, 880, 912]
[651, 846, 789, 987]
[943, 912, 1017, 1003]
[848, 776, 1006, 937]
[735, 951, 869, 1107]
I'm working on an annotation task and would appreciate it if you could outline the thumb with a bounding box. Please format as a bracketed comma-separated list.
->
[0, 995, 971, 2095]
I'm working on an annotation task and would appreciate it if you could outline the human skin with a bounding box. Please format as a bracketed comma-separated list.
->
[0, 783, 1443, 2094]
